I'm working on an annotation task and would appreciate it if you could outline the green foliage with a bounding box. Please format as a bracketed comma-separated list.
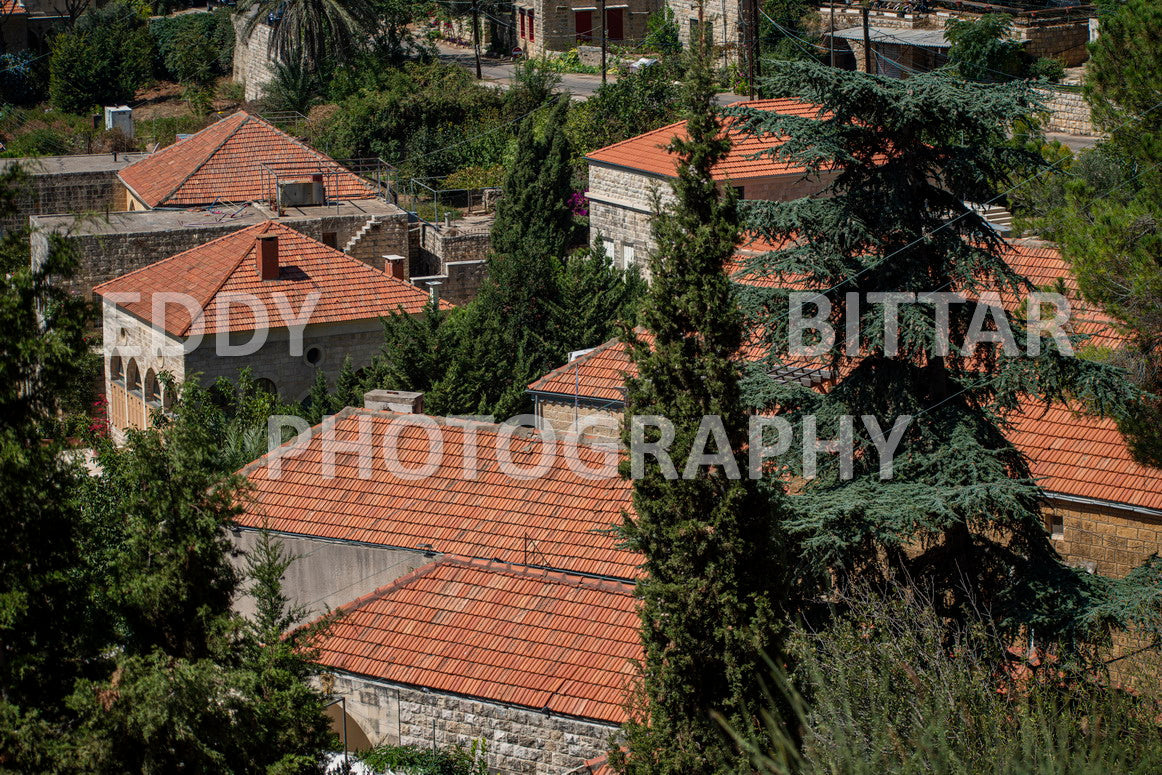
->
[362, 298, 459, 399]
[732, 584, 1162, 775]
[557, 243, 646, 350]
[318, 61, 507, 179]
[238, 0, 377, 72]
[263, 57, 327, 114]
[610, 38, 791, 775]
[759, 0, 821, 63]
[505, 58, 563, 118]
[565, 64, 682, 158]
[728, 63, 1143, 645]
[359, 740, 488, 775]
[945, 13, 1064, 84]
[643, 7, 681, 54]
[0, 51, 48, 107]
[150, 10, 234, 86]
[49, 1, 154, 114]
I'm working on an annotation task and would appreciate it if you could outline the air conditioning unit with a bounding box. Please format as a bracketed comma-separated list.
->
[278, 180, 326, 206]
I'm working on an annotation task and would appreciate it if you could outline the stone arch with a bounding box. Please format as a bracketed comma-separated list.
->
[110, 355, 124, 382]
[325, 703, 374, 753]
[126, 360, 141, 394]
[144, 369, 161, 405]
[254, 377, 277, 395]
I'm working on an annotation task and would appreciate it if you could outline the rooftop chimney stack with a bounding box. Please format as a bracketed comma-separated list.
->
[364, 389, 424, 414]
[256, 234, 279, 280]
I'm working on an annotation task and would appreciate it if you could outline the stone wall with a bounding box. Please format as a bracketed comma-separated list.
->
[535, 397, 622, 443]
[1046, 498, 1162, 578]
[517, 0, 658, 57]
[668, 0, 741, 60]
[1037, 87, 1096, 136]
[0, 156, 141, 233]
[328, 672, 619, 775]
[233, 13, 277, 102]
[32, 207, 410, 299]
[185, 319, 386, 402]
[587, 162, 833, 268]
[229, 530, 430, 620]
[413, 222, 492, 304]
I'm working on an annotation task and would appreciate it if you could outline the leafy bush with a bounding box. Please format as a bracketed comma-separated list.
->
[150, 10, 234, 85]
[316, 62, 507, 179]
[49, 1, 154, 114]
[0, 51, 48, 106]
[358, 741, 488, 775]
[262, 58, 326, 114]
[946, 13, 1064, 84]
[565, 63, 681, 157]
[643, 7, 681, 54]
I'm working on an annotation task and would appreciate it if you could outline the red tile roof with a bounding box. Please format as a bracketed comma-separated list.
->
[93, 221, 440, 337]
[1008, 403, 1162, 514]
[313, 557, 639, 723]
[1, 0, 27, 15]
[528, 242, 1159, 514]
[586, 98, 825, 181]
[236, 409, 639, 579]
[117, 111, 376, 208]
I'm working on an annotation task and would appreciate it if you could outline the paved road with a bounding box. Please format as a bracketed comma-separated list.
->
[435, 42, 747, 104]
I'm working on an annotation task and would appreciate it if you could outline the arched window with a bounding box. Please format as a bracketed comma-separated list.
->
[144, 369, 161, 406]
[110, 355, 124, 384]
[254, 377, 277, 396]
[126, 360, 141, 396]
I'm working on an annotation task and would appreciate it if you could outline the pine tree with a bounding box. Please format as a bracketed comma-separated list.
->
[362, 297, 458, 400]
[611, 34, 791, 775]
[332, 354, 362, 413]
[726, 62, 1147, 643]
[557, 243, 647, 352]
[304, 369, 331, 425]
[432, 98, 575, 417]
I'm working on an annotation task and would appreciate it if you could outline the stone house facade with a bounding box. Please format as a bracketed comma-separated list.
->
[586, 98, 836, 269]
[94, 222, 440, 439]
[513, 0, 660, 58]
[0, 153, 149, 233]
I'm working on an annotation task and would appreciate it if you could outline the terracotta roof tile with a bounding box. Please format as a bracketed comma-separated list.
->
[528, 241, 1158, 514]
[1, 0, 27, 15]
[117, 111, 376, 207]
[586, 98, 825, 181]
[93, 221, 441, 337]
[236, 410, 639, 579]
[313, 557, 638, 723]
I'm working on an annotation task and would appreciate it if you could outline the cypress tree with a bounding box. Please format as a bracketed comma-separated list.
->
[611, 34, 791, 774]
[726, 62, 1148, 643]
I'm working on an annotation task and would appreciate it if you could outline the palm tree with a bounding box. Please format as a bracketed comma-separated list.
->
[238, 0, 378, 72]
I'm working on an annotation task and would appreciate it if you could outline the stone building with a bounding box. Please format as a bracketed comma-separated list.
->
[0, 153, 150, 233]
[586, 98, 833, 269]
[513, 0, 660, 58]
[28, 112, 414, 301]
[528, 240, 1162, 579]
[93, 221, 440, 438]
[231, 403, 638, 770]
[312, 557, 636, 775]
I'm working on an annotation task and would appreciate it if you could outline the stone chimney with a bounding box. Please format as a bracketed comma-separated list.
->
[385, 254, 407, 281]
[256, 234, 279, 280]
[364, 389, 424, 414]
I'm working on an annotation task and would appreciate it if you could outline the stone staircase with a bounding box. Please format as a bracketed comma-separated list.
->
[968, 203, 1015, 236]
[343, 215, 382, 254]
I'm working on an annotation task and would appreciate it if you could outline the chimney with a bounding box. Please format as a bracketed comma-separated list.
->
[364, 389, 424, 414]
[385, 254, 407, 280]
[256, 234, 279, 280]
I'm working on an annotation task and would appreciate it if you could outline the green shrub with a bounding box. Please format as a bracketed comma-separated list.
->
[564, 63, 681, 157]
[359, 741, 487, 775]
[150, 10, 234, 85]
[643, 7, 681, 54]
[49, 1, 153, 114]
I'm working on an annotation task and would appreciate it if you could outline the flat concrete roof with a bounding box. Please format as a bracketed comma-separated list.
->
[30, 198, 404, 236]
[1, 153, 153, 175]
[832, 26, 950, 49]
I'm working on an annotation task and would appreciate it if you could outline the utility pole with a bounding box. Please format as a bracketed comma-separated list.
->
[862, 2, 872, 74]
[471, 0, 482, 80]
[599, 0, 607, 85]
[743, 0, 758, 99]
[829, 2, 836, 68]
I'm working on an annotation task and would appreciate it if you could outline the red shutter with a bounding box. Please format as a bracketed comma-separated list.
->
[575, 10, 592, 42]
[607, 7, 624, 41]
[529, 10, 534, 41]
[519, 8, 526, 38]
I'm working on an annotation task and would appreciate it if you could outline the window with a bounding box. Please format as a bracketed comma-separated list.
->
[144, 369, 161, 405]
[254, 377, 277, 395]
[322, 231, 338, 249]
[1049, 513, 1064, 540]
[690, 19, 712, 46]
[110, 355, 124, 384]
[575, 9, 593, 42]
[519, 8, 526, 38]
[733, 185, 745, 199]
[606, 7, 623, 41]
[623, 244, 636, 267]
[528, 10, 534, 41]
[304, 345, 324, 367]
[602, 239, 615, 259]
